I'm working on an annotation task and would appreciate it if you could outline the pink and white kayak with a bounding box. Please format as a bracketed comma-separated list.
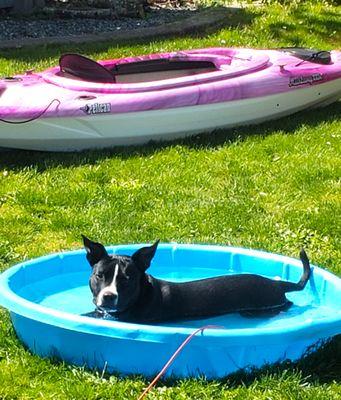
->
[0, 47, 340, 152]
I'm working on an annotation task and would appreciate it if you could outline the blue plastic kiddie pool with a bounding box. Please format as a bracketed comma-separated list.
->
[0, 244, 340, 378]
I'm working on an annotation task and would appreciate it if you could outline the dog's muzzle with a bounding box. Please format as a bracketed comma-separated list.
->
[96, 290, 118, 309]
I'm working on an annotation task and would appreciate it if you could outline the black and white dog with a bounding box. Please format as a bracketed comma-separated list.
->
[82, 236, 311, 323]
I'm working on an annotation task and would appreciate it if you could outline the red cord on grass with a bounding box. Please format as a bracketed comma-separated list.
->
[137, 325, 223, 400]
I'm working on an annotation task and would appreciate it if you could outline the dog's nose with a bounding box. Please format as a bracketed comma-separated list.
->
[103, 292, 115, 302]
[100, 291, 118, 309]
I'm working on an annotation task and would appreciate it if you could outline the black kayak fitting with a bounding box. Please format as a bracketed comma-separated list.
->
[280, 47, 332, 65]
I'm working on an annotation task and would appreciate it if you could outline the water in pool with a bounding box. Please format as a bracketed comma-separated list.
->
[17, 267, 333, 330]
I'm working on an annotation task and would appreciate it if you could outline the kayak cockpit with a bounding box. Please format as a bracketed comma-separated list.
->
[43, 48, 270, 93]
[59, 53, 218, 84]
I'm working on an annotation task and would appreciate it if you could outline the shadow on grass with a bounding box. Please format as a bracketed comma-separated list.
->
[223, 334, 341, 386]
[0, 6, 256, 62]
[268, 6, 341, 47]
[0, 100, 340, 172]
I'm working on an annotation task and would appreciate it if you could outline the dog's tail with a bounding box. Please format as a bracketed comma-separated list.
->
[282, 249, 311, 293]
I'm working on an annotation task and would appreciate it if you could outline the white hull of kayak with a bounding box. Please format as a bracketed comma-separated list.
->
[0, 78, 340, 152]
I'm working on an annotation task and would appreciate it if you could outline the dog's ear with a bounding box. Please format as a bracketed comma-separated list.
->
[82, 235, 108, 267]
[132, 240, 159, 272]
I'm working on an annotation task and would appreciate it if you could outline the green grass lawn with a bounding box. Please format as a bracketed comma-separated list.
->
[0, 0, 340, 399]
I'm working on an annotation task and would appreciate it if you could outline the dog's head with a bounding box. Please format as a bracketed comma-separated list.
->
[82, 235, 159, 314]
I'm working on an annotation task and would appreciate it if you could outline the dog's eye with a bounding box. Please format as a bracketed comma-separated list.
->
[95, 273, 104, 280]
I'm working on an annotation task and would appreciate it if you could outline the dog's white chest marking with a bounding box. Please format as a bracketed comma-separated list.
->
[96, 264, 119, 307]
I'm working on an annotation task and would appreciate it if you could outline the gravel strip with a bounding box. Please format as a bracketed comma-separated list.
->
[0, 7, 200, 41]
